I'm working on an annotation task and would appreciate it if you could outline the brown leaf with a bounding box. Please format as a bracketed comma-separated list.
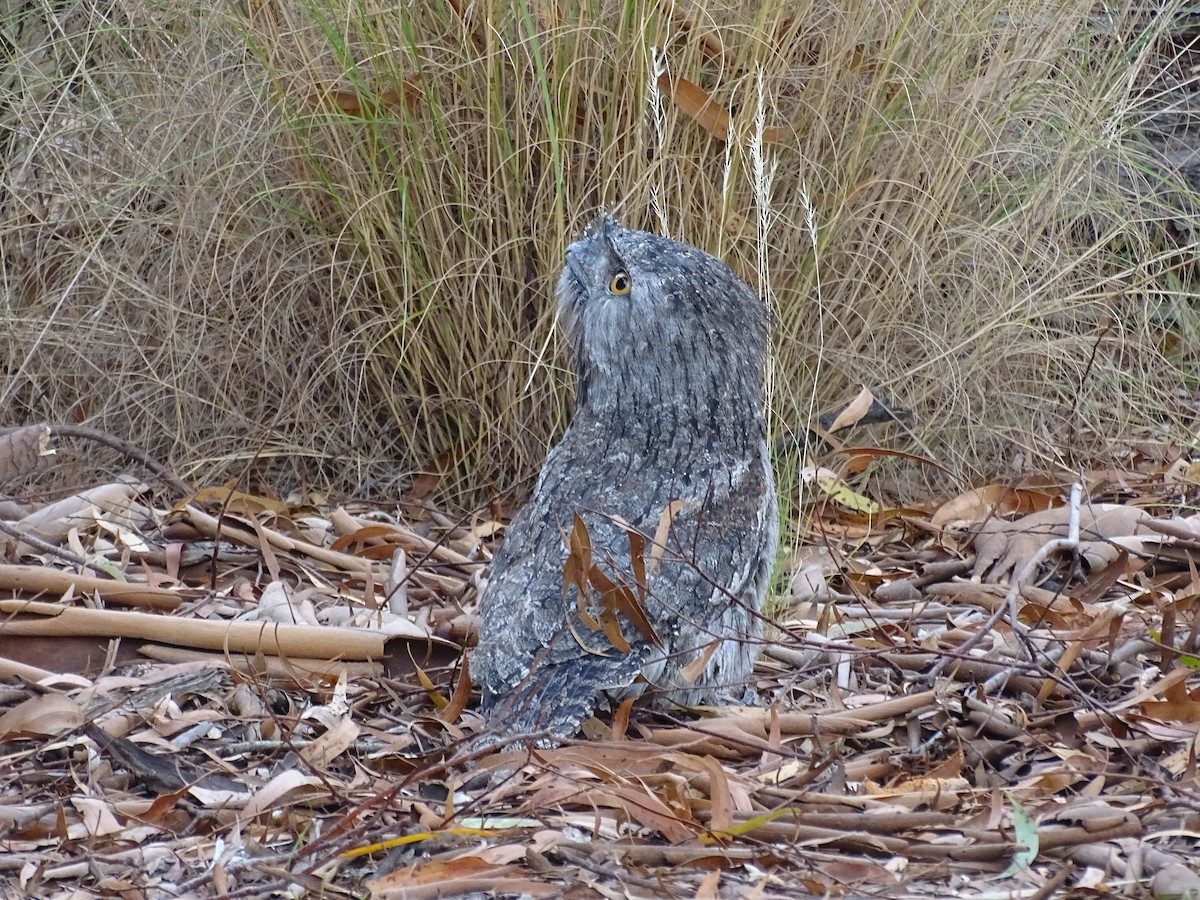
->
[694, 754, 733, 835]
[825, 386, 877, 433]
[599, 609, 632, 653]
[611, 697, 635, 741]
[237, 771, 324, 819]
[300, 716, 360, 771]
[590, 784, 697, 842]
[330, 524, 400, 553]
[562, 513, 592, 602]
[438, 655, 473, 724]
[585, 566, 633, 652]
[308, 80, 422, 119]
[588, 565, 661, 648]
[124, 788, 191, 827]
[0, 693, 83, 739]
[627, 527, 648, 602]
[1140, 679, 1200, 724]
[187, 486, 288, 517]
[930, 484, 1056, 527]
[649, 500, 686, 574]
[656, 74, 731, 140]
[655, 73, 790, 144]
[679, 640, 720, 684]
[695, 870, 721, 899]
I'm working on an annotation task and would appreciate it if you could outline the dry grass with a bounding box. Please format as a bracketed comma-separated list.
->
[2, 0, 1198, 507]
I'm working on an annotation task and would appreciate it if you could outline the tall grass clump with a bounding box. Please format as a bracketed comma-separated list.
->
[2, 0, 1199, 506]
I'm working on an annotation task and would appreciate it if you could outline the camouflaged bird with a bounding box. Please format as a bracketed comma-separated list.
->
[472, 215, 778, 742]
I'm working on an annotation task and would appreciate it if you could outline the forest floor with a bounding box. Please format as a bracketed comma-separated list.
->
[1, 422, 1199, 899]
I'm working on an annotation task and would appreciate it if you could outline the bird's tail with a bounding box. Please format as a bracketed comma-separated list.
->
[480, 649, 645, 745]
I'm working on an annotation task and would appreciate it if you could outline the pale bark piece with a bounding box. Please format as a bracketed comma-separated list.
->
[972, 503, 1152, 583]
[0, 599, 452, 658]
[0, 424, 53, 482]
[137, 644, 383, 681]
[0, 564, 188, 610]
[15, 478, 148, 545]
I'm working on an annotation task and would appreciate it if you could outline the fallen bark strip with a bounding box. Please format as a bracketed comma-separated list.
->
[728, 813, 1142, 863]
[716, 821, 909, 853]
[727, 810, 960, 834]
[0, 600, 450, 659]
[138, 643, 384, 680]
[555, 842, 776, 867]
[925, 580, 1079, 611]
[1039, 817, 1142, 851]
[765, 641, 1061, 698]
[0, 654, 57, 682]
[716, 807, 1140, 850]
[0, 564, 187, 611]
[768, 690, 940, 734]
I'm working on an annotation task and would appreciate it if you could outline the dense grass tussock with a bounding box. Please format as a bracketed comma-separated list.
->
[2, 0, 1198, 506]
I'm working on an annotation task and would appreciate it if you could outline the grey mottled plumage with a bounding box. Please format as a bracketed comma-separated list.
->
[472, 215, 778, 741]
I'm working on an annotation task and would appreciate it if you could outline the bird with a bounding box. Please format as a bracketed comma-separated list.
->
[471, 214, 778, 742]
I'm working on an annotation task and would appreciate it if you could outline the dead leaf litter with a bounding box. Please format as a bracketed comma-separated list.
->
[2, 440, 1200, 898]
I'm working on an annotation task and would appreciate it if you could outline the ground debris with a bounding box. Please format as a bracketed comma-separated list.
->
[1, 464, 1198, 898]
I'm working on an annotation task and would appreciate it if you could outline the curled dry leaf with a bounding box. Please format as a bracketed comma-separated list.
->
[1151, 864, 1200, 900]
[0, 692, 83, 739]
[300, 715, 361, 770]
[16, 479, 148, 544]
[253, 581, 320, 626]
[931, 484, 1056, 527]
[824, 386, 878, 433]
[242, 769, 327, 820]
[70, 797, 123, 838]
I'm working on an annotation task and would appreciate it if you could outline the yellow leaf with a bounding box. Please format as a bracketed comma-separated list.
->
[814, 474, 880, 514]
[414, 663, 448, 710]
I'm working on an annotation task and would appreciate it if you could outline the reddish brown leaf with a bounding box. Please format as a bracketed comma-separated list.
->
[1140, 679, 1200, 723]
[657, 73, 731, 140]
[308, 80, 422, 119]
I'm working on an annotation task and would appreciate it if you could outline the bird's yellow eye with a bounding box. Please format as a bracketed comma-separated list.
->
[609, 271, 631, 295]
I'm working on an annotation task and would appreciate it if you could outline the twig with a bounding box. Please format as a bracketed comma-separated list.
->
[0, 519, 87, 567]
[47, 423, 193, 497]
